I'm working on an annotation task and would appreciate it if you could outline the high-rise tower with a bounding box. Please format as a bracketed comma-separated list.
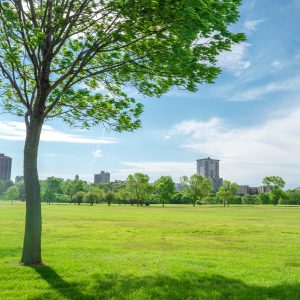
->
[196, 157, 223, 191]
[0, 154, 12, 181]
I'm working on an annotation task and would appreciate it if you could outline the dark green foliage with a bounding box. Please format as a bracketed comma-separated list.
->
[171, 192, 184, 204]
[181, 174, 212, 207]
[256, 193, 271, 205]
[62, 179, 88, 198]
[241, 194, 256, 205]
[0, 180, 13, 196]
[72, 191, 86, 205]
[126, 173, 151, 205]
[263, 176, 286, 206]
[116, 188, 131, 205]
[154, 176, 175, 207]
[217, 180, 239, 207]
[281, 190, 300, 205]
[41, 177, 64, 204]
[105, 191, 116, 206]
[5, 185, 19, 203]
[0, 0, 245, 128]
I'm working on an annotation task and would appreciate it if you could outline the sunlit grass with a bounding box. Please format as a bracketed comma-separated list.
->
[1, 202, 300, 299]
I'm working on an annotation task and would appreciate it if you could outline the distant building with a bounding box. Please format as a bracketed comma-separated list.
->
[249, 187, 258, 195]
[237, 185, 249, 195]
[257, 186, 270, 193]
[75, 174, 79, 181]
[196, 157, 223, 191]
[113, 180, 125, 183]
[175, 183, 185, 191]
[15, 176, 24, 183]
[0, 154, 12, 181]
[237, 185, 269, 195]
[94, 171, 110, 183]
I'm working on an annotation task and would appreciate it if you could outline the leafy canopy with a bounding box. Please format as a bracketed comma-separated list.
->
[181, 174, 212, 203]
[263, 176, 286, 205]
[0, 0, 245, 129]
[126, 173, 150, 202]
[154, 176, 175, 204]
[217, 180, 239, 202]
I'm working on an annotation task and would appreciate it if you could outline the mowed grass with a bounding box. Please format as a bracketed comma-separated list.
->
[1, 203, 300, 299]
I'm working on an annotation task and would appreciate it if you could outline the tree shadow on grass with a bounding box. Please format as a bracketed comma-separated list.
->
[31, 266, 300, 300]
[32, 265, 90, 300]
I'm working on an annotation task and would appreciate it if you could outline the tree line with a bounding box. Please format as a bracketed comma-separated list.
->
[0, 174, 296, 206]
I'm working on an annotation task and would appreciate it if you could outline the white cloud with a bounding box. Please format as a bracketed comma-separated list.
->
[169, 117, 224, 139]
[217, 43, 251, 75]
[0, 121, 117, 144]
[271, 60, 285, 72]
[231, 75, 300, 101]
[91, 149, 103, 158]
[168, 107, 300, 188]
[244, 19, 265, 32]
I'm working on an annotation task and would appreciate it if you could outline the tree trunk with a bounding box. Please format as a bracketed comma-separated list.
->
[21, 117, 43, 265]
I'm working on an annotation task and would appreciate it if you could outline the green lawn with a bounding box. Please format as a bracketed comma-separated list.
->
[1, 202, 300, 299]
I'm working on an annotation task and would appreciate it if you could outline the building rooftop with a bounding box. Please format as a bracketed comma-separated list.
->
[196, 157, 220, 162]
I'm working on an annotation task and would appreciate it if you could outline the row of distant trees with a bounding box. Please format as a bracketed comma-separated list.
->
[0, 174, 296, 206]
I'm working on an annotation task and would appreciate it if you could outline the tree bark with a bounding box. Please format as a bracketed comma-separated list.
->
[21, 117, 43, 265]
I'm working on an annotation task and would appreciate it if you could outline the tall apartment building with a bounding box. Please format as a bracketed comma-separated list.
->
[94, 171, 110, 183]
[0, 154, 12, 181]
[196, 157, 223, 191]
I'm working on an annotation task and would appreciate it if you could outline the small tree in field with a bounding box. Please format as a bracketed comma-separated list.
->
[84, 190, 100, 206]
[105, 191, 115, 206]
[126, 173, 151, 206]
[217, 180, 239, 207]
[72, 191, 86, 206]
[116, 188, 131, 205]
[154, 176, 175, 207]
[6, 185, 20, 204]
[263, 176, 286, 206]
[41, 177, 63, 204]
[0, 0, 244, 265]
[181, 174, 212, 207]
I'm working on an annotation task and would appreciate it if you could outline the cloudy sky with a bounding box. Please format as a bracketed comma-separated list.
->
[1, 0, 300, 188]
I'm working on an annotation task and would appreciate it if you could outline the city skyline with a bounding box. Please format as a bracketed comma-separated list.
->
[1, 154, 288, 193]
[1, 1, 300, 188]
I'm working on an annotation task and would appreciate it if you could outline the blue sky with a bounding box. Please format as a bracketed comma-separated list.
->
[1, 0, 300, 188]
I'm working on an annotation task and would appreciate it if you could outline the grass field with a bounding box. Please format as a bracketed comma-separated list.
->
[1, 202, 300, 299]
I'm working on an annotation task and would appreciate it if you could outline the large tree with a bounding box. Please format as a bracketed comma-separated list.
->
[181, 174, 212, 207]
[216, 180, 239, 207]
[126, 173, 151, 205]
[0, 0, 244, 265]
[154, 176, 175, 207]
[41, 176, 63, 204]
[263, 176, 286, 206]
